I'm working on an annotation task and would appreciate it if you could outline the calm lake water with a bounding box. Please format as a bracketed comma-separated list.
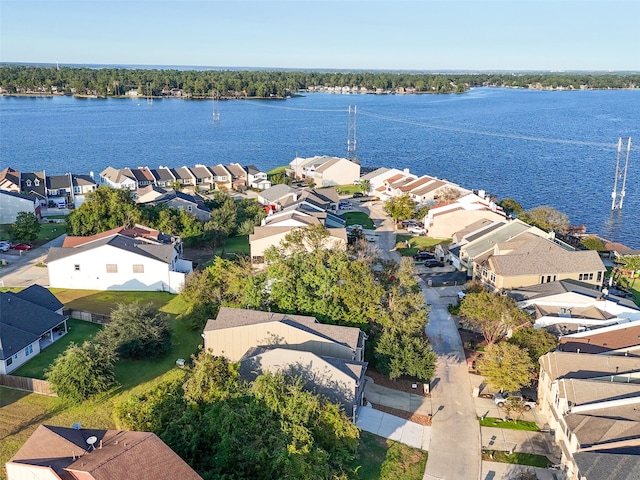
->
[1, 88, 639, 247]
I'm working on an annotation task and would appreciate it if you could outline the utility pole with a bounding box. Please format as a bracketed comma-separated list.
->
[611, 137, 632, 210]
[347, 105, 358, 163]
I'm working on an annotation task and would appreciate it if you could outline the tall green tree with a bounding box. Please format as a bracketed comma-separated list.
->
[518, 205, 569, 234]
[45, 341, 117, 401]
[508, 327, 557, 369]
[359, 178, 371, 194]
[458, 292, 531, 345]
[67, 186, 142, 235]
[477, 342, 535, 393]
[496, 198, 524, 216]
[94, 302, 171, 359]
[11, 211, 41, 243]
[383, 193, 416, 226]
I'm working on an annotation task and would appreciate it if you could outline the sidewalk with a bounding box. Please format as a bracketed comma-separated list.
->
[481, 427, 561, 463]
[356, 405, 431, 451]
[481, 462, 562, 480]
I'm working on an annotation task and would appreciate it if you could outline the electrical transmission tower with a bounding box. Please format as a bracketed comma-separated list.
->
[347, 105, 358, 163]
[212, 90, 220, 122]
[611, 137, 632, 210]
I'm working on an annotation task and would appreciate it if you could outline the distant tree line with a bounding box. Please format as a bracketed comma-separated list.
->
[2, 65, 636, 98]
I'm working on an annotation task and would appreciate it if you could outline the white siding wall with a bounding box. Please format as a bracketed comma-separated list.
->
[6, 464, 60, 480]
[47, 245, 176, 293]
[1, 340, 41, 375]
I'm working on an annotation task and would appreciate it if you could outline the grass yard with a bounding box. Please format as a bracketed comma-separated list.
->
[479, 417, 539, 431]
[267, 165, 287, 175]
[222, 234, 250, 257]
[50, 289, 186, 315]
[334, 184, 363, 195]
[0, 221, 66, 248]
[395, 234, 450, 257]
[352, 432, 427, 480]
[339, 211, 376, 229]
[12, 319, 103, 379]
[482, 450, 551, 468]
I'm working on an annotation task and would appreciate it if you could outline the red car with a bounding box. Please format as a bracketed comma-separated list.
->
[11, 243, 32, 251]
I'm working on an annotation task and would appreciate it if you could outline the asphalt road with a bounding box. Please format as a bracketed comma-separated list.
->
[0, 236, 65, 287]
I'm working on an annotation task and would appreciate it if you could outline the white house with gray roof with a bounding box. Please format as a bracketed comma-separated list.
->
[46, 232, 192, 293]
[288, 156, 360, 187]
[0, 286, 68, 374]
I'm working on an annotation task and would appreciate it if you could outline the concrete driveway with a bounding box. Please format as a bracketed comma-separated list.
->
[0, 236, 65, 287]
[364, 378, 432, 417]
[356, 405, 431, 451]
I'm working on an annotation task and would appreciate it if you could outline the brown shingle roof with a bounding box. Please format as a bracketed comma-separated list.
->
[559, 323, 640, 354]
[8, 424, 202, 480]
[539, 351, 640, 381]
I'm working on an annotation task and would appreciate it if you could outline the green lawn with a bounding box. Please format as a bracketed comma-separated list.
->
[395, 234, 450, 257]
[479, 417, 539, 431]
[12, 319, 103, 379]
[223, 234, 250, 256]
[339, 211, 376, 229]
[0, 221, 66, 248]
[335, 184, 363, 195]
[352, 432, 427, 480]
[267, 165, 287, 175]
[50, 289, 185, 315]
[482, 450, 551, 468]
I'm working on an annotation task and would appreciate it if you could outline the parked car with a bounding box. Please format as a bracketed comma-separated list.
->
[352, 192, 364, 198]
[424, 260, 445, 268]
[402, 220, 423, 228]
[493, 392, 536, 410]
[339, 201, 351, 210]
[0, 241, 11, 252]
[407, 225, 426, 235]
[11, 243, 32, 251]
[413, 251, 435, 261]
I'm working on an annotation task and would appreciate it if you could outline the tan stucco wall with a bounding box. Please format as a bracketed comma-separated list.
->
[491, 271, 605, 290]
[427, 210, 504, 239]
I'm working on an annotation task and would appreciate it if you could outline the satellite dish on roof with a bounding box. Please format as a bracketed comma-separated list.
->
[86, 436, 98, 451]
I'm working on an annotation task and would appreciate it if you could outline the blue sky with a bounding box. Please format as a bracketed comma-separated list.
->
[1, 0, 639, 71]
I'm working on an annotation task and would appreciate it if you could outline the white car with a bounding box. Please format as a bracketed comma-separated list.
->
[407, 225, 426, 235]
[493, 392, 536, 410]
[0, 241, 10, 252]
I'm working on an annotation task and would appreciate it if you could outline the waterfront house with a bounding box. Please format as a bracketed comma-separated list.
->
[225, 163, 248, 190]
[0, 167, 21, 193]
[537, 352, 640, 480]
[203, 307, 366, 363]
[208, 164, 233, 191]
[46, 225, 192, 293]
[128, 167, 156, 188]
[477, 232, 606, 291]
[246, 165, 271, 190]
[5, 424, 203, 480]
[99, 166, 137, 190]
[424, 192, 506, 238]
[288, 155, 361, 187]
[0, 190, 41, 224]
[20, 171, 47, 200]
[0, 285, 68, 375]
[70, 173, 98, 206]
[170, 166, 196, 190]
[189, 164, 215, 192]
[46, 174, 73, 207]
[149, 166, 176, 188]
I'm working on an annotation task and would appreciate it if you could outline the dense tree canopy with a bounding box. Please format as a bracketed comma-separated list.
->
[67, 186, 142, 235]
[459, 292, 531, 345]
[518, 205, 570, 234]
[477, 342, 535, 393]
[45, 341, 117, 401]
[508, 327, 557, 369]
[94, 302, 171, 359]
[383, 194, 417, 225]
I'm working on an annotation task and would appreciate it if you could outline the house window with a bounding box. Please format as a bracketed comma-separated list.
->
[26, 180, 32, 187]
[133, 264, 144, 273]
[597, 271, 602, 281]
[34, 179, 40, 186]
[6, 357, 12, 366]
[490, 272, 496, 283]
[187, 205, 193, 212]
[481, 267, 487, 278]
[106, 264, 118, 273]
[589, 273, 594, 280]
[74, 264, 80, 271]
[24, 344, 33, 356]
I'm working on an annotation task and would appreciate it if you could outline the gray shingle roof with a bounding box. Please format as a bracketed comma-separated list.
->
[539, 351, 640, 381]
[574, 450, 640, 480]
[259, 184, 299, 203]
[205, 307, 363, 351]
[0, 292, 67, 360]
[13, 284, 64, 312]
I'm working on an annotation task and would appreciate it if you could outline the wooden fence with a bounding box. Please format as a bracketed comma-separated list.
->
[63, 309, 111, 325]
[0, 374, 57, 396]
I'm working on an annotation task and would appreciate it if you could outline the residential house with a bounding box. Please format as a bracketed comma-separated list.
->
[5, 424, 203, 480]
[288, 156, 361, 187]
[538, 352, 640, 480]
[208, 164, 233, 191]
[225, 163, 248, 190]
[0, 190, 40, 224]
[46, 174, 74, 207]
[298, 188, 341, 213]
[70, 174, 98, 206]
[558, 319, 640, 355]
[0, 285, 68, 374]
[46, 225, 193, 293]
[0, 167, 21, 193]
[149, 166, 176, 188]
[203, 307, 366, 363]
[137, 188, 211, 222]
[376, 172, 418, 201]
[360, 167, 408, 198]
[170, 166, 196, 190]
[250, 225, 346, 263]
[257, 184, 299, 209]
[20, 171, 47, 201]
[129, 167, 156, 189]
[424, 192, 506, 239]
[478, 232, 606, 291]
[240, 347, 367, 417]
[99, 166, 137, 190]
[455, 219, 550, 277]
[436, 218, 502, 264]
[246, 165, 271, 190]
[189, 164, 215, 192]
